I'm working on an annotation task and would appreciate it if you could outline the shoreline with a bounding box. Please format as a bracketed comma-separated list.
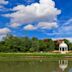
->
[0, 52, 72, 57]
[0, 53, 71, 61]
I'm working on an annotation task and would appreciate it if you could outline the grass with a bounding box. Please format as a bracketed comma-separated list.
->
[0, 52, 72, 57]
[0, 52, 71, 61]
[0, 52, 72, 61]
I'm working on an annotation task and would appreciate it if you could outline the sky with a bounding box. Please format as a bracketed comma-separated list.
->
[0, 0, 72, 41]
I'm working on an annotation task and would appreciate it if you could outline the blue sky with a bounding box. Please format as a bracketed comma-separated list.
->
[0, 0, 72, 40]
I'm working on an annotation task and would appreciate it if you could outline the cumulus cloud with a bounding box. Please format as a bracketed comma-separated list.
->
[0, 5, 3, 8]
[10, 23, 21, 28]
[0, 28, 11, 40]
[39, 21, 72, 38]
[24, 22, 58, 30]
[37, 22, 58, 29]
[24, 24, 36, 30]
[0, 0, 8, 9]
[43, 18, 72, 37]
[4, 0, 61, 28]
[0, 28, 11, 35]
[0, 0, 8, 4]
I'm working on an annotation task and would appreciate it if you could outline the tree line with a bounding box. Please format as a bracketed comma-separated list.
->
[0, 35, 72, 52]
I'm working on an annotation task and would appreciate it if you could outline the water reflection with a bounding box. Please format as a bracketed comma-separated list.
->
[69, 68, 72, 72]
[59, 60, 68, 72]
[0, 59, 71, 72]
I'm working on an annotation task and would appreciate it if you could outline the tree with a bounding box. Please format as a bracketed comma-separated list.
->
[69, 43, 72, 50]
[64, 39, 70, 50]
[38, 40, 47, 52]
[30, 37, 39, 52]
[0, 34, 72, 52]
[18, 37, 31, 52]
[45, 39, 55, 51]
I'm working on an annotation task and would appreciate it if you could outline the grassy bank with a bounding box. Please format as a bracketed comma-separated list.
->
[0, 53, 72, 61]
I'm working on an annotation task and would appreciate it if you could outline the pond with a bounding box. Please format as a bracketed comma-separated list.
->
[0, 59, 72, 72]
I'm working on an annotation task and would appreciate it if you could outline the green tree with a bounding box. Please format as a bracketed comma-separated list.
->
[38, 40, 47, 52]
[45, 39, 55, 51]
[30, 37, 39, 52]
[64, 39, 70, 50]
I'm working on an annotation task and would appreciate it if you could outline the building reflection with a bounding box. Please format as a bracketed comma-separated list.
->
[59, 60, 68, 72]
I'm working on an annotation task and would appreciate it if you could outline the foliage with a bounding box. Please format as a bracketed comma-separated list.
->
[0, 34, 72, 52]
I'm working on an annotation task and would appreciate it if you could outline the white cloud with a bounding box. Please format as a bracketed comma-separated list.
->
[0, 5, 3, 8]
[52, 38, 72, 43]
[44, 18, 72, 37]
[62, 26, 72, 32]
[39, 23, 72, 38]
[0, 0, 8, 9]
[10, 23, 21, 28]
[58, 18, 72, 35]
[24, 24, 36, 30]
[0, 28, 11, 41]
[0, 35, 6, 41]
[40, 0, 55, 6]
[64, 18, 72, 26]
[66, 38, 72, 43]
[57, 25, 72, 34]
[37, 22, 58, 29]
[4, 0, 61, 28]
[0, 28, 11, 35]
[24, 22, 58, 30]
[0, 0, 8, 4]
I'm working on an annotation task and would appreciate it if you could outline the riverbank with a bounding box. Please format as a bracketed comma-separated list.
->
[0, 52, 72, 61]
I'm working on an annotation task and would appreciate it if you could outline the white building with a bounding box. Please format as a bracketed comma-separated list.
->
[59, 41, 68, 54]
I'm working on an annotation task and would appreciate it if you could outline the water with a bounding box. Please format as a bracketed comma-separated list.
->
[0, 59, 72, 72]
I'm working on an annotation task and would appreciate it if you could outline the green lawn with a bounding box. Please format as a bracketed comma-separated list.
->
[0, 52, 71, 61]
[0, 52, 72, 57]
